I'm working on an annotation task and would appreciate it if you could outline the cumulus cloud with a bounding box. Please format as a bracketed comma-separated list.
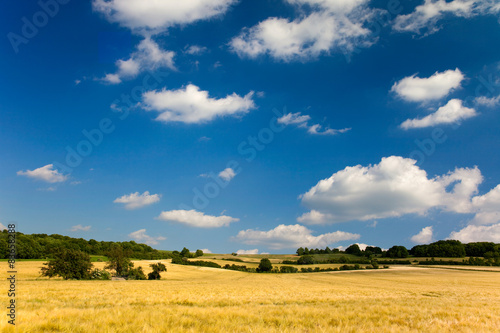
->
[102, 37, 175, 84]
[70, 225, 92, 232]
[470, 185, 500, 225]
[17, 164, 68, 183]
[218, 168, 236, 181]
[411, 226, 434, 244]
[236, 249, 259, 255]
[92, 0, 236, 34]
[298, 156, 490, 224]
[234, 224, 360, 250]
[113, 191, 161, 209]
[200, 248, 212, 254]
[277, 112, 350, 135]
[391, 69, 465, 103]
[142, 84, 255, 124]
[157, 209, 239, 228]
[400, 99, 477, 129]
[128, 229, 166, 246]
[449, 223, 500, 243]
[393, 0, 500, 35]
[230, 0, 384, 61]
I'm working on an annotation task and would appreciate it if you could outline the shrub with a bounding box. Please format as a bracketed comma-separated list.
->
[40, 248, 93, 280]
[257, 258, 273, 272]
[91, 268, 111, 280]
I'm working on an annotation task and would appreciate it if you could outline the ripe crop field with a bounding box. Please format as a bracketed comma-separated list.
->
[2, 261, 500, 332]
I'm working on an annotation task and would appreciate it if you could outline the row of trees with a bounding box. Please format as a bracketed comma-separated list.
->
[296, 241, 500, 259]
[0, 230, 169, 260]
[40, 245, 167, 280]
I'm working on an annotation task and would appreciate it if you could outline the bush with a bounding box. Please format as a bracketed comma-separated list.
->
[126, 267, 146, 280]
[279, 266, 298, 273]
[257, 258, 273, 272]
[40, 249, 93, 280]
[90, 268, 111, 280]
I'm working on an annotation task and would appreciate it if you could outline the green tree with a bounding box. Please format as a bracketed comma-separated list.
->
[148, 262, 167, 280]
[386, 246, 409, 258]
[296, 247, 305, 256]
[180, 247, 191, 258]
[40, 248, 93, 280]
[257, 258, 273, 272]
[195, 249, 204, 257]
[127, 267, 146, 280]
[345, 244, 362, 256]
[105, 245, 134, 276]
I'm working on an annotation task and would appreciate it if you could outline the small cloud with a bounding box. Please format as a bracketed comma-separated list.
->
[198, 136, 211, 142]
[218, 168, 236, 182]
[391, 69, 464, 103]
[474, 95, 500, 107]
[411, 226, 433, 244]
[184, 45, 208, 55]
[400, 99, 477, 129]
[157, 209, 239, 228]
[200, 248, 212, 254]
[128, 229, 166, 246]
[70, 224, 91, 232]
[368, 220, 378, 228]
[37, 187, 57, 192]
[0, 223, 7, 230]
[114, 191, 161, 210]
[256, 91, 265, 98]
[70, 181, 82, 186]
[17, 164, 68, 183]
[75, 79, 81, 85]
[236, 249, 259, 255]
[278, 112, 349, 136]
[213, 61, 222, 69]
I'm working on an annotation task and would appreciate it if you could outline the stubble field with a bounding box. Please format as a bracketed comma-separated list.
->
[1, 260, 500, 332]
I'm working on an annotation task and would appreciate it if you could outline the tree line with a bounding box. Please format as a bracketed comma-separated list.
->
[296, 240, 500, 259]
[0, 230, 170, 260]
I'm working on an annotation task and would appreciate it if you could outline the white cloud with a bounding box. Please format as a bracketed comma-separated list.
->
[102, 37, 175, 84]
[92, 0, 236, 34]
[200, 248, 212, 254]
[393, 0, 500, 35]
[0, 223, 7, 230]
[113, 191, 161, 210]
[142, 84, 255, 124]
[277, 112, 311, 125]
[474, 95, 500, 107]
[70, 225, 91, 232]
[299, 156, 487, 224]
[185, 45, 208, 55]
[218, 168, 236, 181]
[449, 223, 500, 243]
[400, 99, 477, 129]
[411, 226, 434, 244]
[17, 164, 68, 183]
[236, 249, 259, 255]
[470, 185, 500, 225]
[354, 243, 378, 251]
[157, 209, 239, 228]
[277, 112, 350, 136]
[391, 69, 464, 102]
[234, 224, 360, 250]
[230, 0, 383, 61]
[128, 229, 166, 246]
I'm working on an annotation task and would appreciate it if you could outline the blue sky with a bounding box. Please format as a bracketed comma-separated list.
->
[1, 0, 500, 253]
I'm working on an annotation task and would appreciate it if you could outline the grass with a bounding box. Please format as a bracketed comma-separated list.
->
[1, 260, 500, 332]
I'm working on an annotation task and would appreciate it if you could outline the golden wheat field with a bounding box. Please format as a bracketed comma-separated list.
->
[1, 260, 500, 332]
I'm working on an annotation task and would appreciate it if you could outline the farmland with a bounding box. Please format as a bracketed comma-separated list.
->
[2, 260, 500, 332]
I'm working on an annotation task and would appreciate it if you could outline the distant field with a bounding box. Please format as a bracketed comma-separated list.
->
[2, 260, 500, 332]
